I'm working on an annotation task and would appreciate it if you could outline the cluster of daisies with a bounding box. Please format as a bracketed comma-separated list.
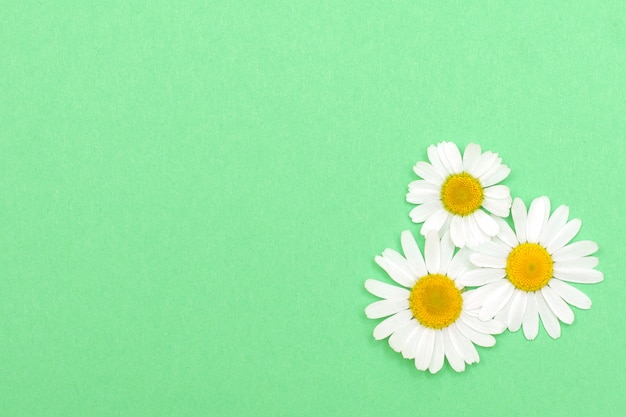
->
[365, 142, 602, 373]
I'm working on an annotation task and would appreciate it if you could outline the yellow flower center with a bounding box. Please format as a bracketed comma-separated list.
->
[506, 243, 554, 291]
[409, 274, 463, 329]
[440, 173, 484, 216]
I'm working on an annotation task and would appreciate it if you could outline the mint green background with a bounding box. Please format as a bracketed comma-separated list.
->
[1, 1, 625, 416]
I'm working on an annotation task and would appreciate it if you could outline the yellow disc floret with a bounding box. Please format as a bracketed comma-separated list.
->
[409, 274, 463, 329]
[440, 173, 484, 216]
[506, 243, 554, 291]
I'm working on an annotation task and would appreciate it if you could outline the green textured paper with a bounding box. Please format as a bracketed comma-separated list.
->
[1, 2, 625, 416]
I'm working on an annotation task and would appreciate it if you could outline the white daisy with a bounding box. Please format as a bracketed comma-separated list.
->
[406, 141, 513, 248]
[460, 196, 603, 340]
[365, 230, 505, 373]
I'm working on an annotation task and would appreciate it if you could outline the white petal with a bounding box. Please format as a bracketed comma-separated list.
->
[446, 325, 470, 365]
[474, 239, 511, 258]
[552, 240, 599, 262]
[429, 331, 445, 374]
[546, 219, 582, 254]
[462, 143, 482, 172]
[553, 266, 603, 284]
[474, 209, 500, 237]
[442, 328, 465, 372]
[526, 196, 550, 243]
[557, 256, 598, 269]
[482, 196, 512, 217]
[449, 215, 465, 248]
[373, 310, 414, 340]
[449, 324, 478, 364]
[483, 185, 510, 200]
[473, 209, 499, 238]
[406, 183, 443, 208]
[467, 214, 489, 247]
[479, 282, 515, 320]
[447, 248, 472, 280]
[407, 189, 440, 205]
[541, 285, 574, 325]
[507, 290, 527, 332]
[365, 299, 409, 319]
[470, 253, 506, 268]
[444, 142, 464, 174]
[482, 165, 511, 187]
[460, 216, 476, 249]
[381, 249, 410, 266]
[549, 279, 592, 310]
[400, 230, 428, 278]
[415, 327, 436, 371]
[375, 254, 415, 288]
[464, 336, 481, 365]
[388, 319, 419, 352]
[401, 325, 422, 359]
[511, 198, 528, 243]
[470, 151, 498, 178]
[491, 215, 518, 248]
[424, 231, 441, 274]
[478, 158, 503, 184]
[458, 216, 479, 249]
[455, 318, 496, 347]
[439, 231, 455, 274]
[462, 280, 508, 310]
[461, 268, 506, 287]
[408, 179, 440, 193]
[427, 144, 450, 176]
[461, 289, 489, 312]
[382, 249, 418, 283]
[365, 279, 411, 300]
[420, 208, 450, 235]
[539, 205, 570, 247]
[437, 142, 456, 174]
[413, 161, 445, 183]
[427, 158, 448, 179]
[440, 215, 452, 242]
[536, 291, 561, 339]
[522, 292, 539, 340]
[461, 312, 506, 335]
[409, 201, 443, 223]
[494, 292, 514, 326]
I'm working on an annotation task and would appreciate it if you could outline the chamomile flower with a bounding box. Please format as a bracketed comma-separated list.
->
[365, 231, 505, 373]
[407, 142, 512, 248]
[460, 196, 603, 340]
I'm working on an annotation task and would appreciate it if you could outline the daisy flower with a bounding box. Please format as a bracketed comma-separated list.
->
[406, 142, 513, 248]
[460, 196, 603, 340]
[365, 230, 505, 373]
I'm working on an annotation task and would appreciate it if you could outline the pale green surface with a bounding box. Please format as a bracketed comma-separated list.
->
[1, 1, 625, 416]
